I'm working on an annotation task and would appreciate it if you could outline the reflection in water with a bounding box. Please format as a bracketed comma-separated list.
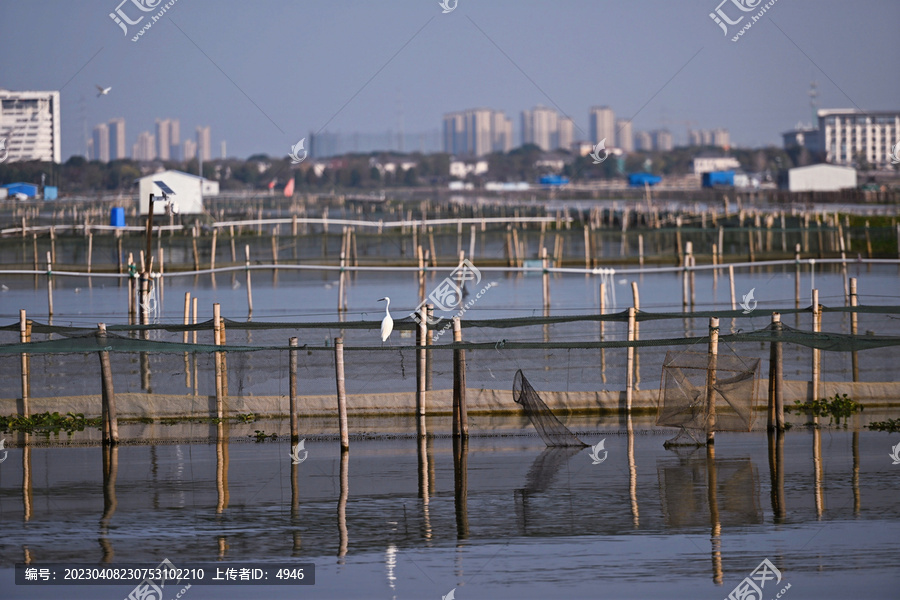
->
[628, 416, 639, 529]
[100, 445, 118, 563]
[813, 427, 824, 518]
[768, 431, 786, 523]
[385, 544, 397, 599]
[338, 449, 348, 560]
[514, 446, 582, 536]
[216, 421, 230, 514]
[707, 445, 723, 586]
[417, 435, 433, 542]
[453, 437, 469, 540]
[852, 431, 860, 515]
[21, 436, 32, 522]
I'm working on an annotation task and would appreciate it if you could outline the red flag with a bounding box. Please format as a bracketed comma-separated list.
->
[283, 176, 295, 197]
[268, 179, 276, 190]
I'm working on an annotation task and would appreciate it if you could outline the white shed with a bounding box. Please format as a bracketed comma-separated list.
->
[788, 164, 857, 192]
[136, 170, 219, 215]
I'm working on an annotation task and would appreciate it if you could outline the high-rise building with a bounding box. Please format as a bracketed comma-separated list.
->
[0, 89, 62, 163]
[183, 139, 197, 161]
[220, 140, 227, 159]
[712, 128, 730, 148]
[169, 119, 180, 160]
[133, 131, 156, 161]
[443, 109, 512, 157]
[653, 129, 674, 152]
[522, 106, 557, 151]
[616, 119, 634, 152]
[557, 117, 574, 151]
[589, 106, 615, 147]
[196, 126, 211, 161]
[92, 123, 110, 162]
[818, 109, 900, 169]
[634, 131, 653, 151]
[156, 119, 171, 160]
[108, 118, 127, 160]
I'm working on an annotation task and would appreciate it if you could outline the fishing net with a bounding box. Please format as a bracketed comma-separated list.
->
[512, 369, 586, 447]
[657, 351, 761, 432]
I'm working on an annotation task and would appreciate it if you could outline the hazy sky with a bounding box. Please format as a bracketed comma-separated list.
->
[2, 0, 897, 160]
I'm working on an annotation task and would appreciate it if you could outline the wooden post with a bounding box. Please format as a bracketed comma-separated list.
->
[706, 317, 719, 445]
[541, 247, 550, 313]
[425, 304, 434, 392]
[638, 233, 644, 266]
[794, 243, 802, 309]
[811, 288, 820, 402]
[19, 309, 29, 414]
[46, 251, 54, 317]
[849, 278, 858, 382]
[334, 337, 349, 451]
[192, 297, 198, 345]
[599, 282, 606, 341]
[583, 225, 591, 270]
[416, 304, 428, 437]
[98, 323, 118, 446]
[213, 303, 224, 415]
[144, 195, 155, 272]
[625, 307, 636, 412]
[182, 292, 191, 344]
[289, 337, 299, 441]
[210, 228, 217, 271]
[337, 252, 346, 313]
[230, 225, 236, 263]
[192, 226, 200, 271]
[87, 233, 93, 274]
[452, 317, 468, 438]
[469, 225, 476, 260]
[728, 264, 736, 311]
[245, 244, 253, 317]
[767, 312, 783, 431]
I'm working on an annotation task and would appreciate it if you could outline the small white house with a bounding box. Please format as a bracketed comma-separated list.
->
[788, 164, 857, 192]
[136, 170, 218, 215]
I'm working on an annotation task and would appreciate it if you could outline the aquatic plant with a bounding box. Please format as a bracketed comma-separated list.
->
[867, 418, 900, 432]
[251, 430, 278, 442]
[0, 412, 102, 436]
[786, 394, 863, 427]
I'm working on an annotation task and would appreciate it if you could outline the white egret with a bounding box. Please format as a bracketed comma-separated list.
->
[378, 297, 393, 343]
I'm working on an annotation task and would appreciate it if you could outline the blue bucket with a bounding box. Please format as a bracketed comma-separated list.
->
[110, 207, 125, 228]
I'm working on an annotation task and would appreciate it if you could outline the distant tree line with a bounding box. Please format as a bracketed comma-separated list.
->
[0, 144, 832, 196]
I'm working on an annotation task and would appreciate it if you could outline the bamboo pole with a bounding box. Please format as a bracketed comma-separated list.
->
[211, 228, 217, 271]
[768, 312, 784, 431]
[625, 307, 635, 412]
[541, 247, 550, 314]
[192, 225, 200, 271]
[416, 304, 428, 437]
[213, 303, 224, 416]
[182, 292, 191, 344]
[334, 337, 349, 451]
[230, 225, 236, 262]
[638, 233, 644, 266]
[599, 282, 605, 341]
[87, 233, 93, 274]
[583, 225, 591, 270]
[46, 252, 53, 317]
[98, 323, 118, 446]
[452, 316, 468, 438]
[245, 244, 253, 317]
[19, 309, 29, 415]
[811, 288, 820, 402]
[290, 337, 299, 442]
[192, 297, 198, 345]
[706, 317, 719, 445]
[728, 264, 736, 311]
[849, 278, 858, 382]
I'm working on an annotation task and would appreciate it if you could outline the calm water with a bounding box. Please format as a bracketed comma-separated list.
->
[1, 424, 899, 599]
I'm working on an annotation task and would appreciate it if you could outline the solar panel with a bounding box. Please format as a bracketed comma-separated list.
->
[153, 180, 176, 196]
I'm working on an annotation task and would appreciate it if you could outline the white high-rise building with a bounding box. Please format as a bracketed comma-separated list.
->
[133, 131, 156, 161]
[169, 119, 181, 160]
[156, 119, 171, 160]
[443, 108, 512, 157]
[616, 119, 634, 152]
[92, 123, 110, 162]
[108, 118, 127, 160]
[589, 106, 615, 148]
[818, 109, 900, 169]
[196, 126, 211, 161]
[183, 139, 197, 161]
[653, 129, 673, 152]
[557, 117, 574, 152]
[0, 89, 62, 163]
[634, 131, 653, 151]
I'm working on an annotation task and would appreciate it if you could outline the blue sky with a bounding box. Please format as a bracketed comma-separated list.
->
[1, 0, 897, 160]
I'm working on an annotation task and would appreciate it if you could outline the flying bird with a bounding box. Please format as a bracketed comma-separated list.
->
[378, 297, 394, 343]
[96, 85, 112, 97]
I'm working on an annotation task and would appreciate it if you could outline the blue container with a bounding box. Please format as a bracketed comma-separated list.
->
[43, 186, 58, 200]
[702, 170, 735, 188]
[628, 173, 662, 187]
[110, 207, 126, 228]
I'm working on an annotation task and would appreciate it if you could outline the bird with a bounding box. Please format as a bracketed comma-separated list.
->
[96, 85, 112, 97]
[378, 297, 393, 343]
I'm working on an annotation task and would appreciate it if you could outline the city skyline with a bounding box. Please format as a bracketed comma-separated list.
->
[1, 2, 897, 161]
